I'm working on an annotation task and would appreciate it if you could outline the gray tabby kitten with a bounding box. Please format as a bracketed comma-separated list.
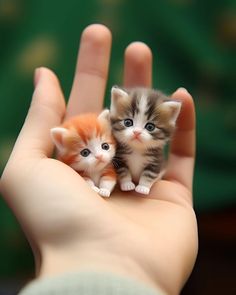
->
[110, 86, 181, 195]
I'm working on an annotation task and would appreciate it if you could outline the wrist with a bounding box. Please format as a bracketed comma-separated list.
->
[38, 244, 167, 295]
[20, 271, 165, 295]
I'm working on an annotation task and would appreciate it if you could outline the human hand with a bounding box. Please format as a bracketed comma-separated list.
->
[1, 24, 197, 295]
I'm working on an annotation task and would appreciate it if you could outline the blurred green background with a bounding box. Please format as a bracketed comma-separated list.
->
[0, 0, 235, 293]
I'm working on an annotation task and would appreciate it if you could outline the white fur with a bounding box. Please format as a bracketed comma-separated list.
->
[98, 109, 110, 124]
[120, 181, 136, 191]
[99, 179, 116, 197]
[135, 93, 148, 126]
[85, 179, 100, 193]
[111, 87, 128, 100]
[110, 87, 129, 115]
[50, 127, 69, 153]
[124, 151, 147, 183]
[160, 101, 181, 125]
[135, 185, 150, 195]
[70, 137, 115, 175]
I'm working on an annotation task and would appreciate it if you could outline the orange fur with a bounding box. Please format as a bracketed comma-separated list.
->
[79, 164, 116, 181]
[52, 112, 117, 197]
[101, 163, 117, 179]
[63, 113, 115, 146]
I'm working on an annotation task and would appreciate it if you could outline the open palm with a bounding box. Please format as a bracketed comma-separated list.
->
[1, 25, 197, 295]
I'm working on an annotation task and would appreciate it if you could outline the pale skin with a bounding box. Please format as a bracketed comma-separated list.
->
[0, 24, 198, 295]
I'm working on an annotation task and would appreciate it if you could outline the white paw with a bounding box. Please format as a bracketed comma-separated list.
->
[135, 185, 150, 195]
[99, 188, 111, 198]
[120, 181, 135, 191]
[92, 186, 100, 193]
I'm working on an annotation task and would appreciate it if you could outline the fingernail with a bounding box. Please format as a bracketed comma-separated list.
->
[34, 68, 41, 87]
[177, 87, 189, 93]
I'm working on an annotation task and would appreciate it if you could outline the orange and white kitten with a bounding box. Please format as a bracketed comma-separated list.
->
[50, 110, 116, 197]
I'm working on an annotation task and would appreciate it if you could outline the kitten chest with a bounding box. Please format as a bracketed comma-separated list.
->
[89, 171, 101, 187]
[125, 151, 146, 183]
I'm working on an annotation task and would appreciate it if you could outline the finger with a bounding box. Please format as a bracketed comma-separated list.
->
[124, 42, 152, 87]
[164, 88, 196, 191]
[12, 67, 65, 158]
[65, 24, 112, 119]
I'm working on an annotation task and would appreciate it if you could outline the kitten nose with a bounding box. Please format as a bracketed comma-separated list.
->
[95, 154, 103, 161]
[133, 130, 142, 136]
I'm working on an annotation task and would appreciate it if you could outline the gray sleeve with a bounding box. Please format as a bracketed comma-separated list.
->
[19, 271, 164, 295]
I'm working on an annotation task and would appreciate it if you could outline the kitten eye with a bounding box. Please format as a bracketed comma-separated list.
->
[124, 119, 133, 127]
[101, 143, 110, 150]
[80, 148, 91, 157]
[145, 122, 155, 132]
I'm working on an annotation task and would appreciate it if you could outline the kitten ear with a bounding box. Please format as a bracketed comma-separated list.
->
[111, 86, 128, 99]
[98, 109, 110, 122]
[110, 86, 129, 114]
[159, 101, 182, 125]
[98, 109, 112, 133]
[50, 127, 69, 152]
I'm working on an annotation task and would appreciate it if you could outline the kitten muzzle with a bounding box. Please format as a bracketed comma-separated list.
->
[95, 155, 104, 161]
[132, 134, 142, 142]
[132, 130, 143, 142]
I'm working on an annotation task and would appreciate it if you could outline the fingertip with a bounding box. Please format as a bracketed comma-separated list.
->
[34, 68, 41, 87]
[125, 42, 152, 66]
[171, 88, 195, 131]
[172, 87, 194, 105]
[124, 42, 152, 87]
[175, 87, 189, 94]
[67, 24, 112, 118]
[164, 87, 196, 188]
[34, 67, 61, 89]
[81, 24, 112, 47]
[32, 67, 65, 117]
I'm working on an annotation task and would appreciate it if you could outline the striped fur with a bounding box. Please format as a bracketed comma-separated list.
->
[110, 86, 181, 195]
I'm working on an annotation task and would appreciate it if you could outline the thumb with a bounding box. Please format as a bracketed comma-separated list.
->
[13, 67, 66, 159]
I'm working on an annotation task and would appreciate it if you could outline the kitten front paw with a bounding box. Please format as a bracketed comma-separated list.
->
[92, 186, 100, 193]
[120, 181, 135, 191]
[99, 188, 111, 198]
[135, 185, 150, 195]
